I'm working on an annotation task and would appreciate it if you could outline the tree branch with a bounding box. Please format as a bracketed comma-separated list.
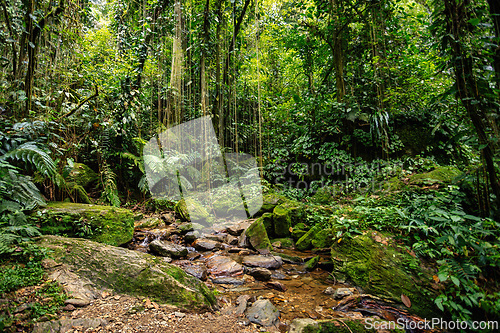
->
[58, 85, 98, 120]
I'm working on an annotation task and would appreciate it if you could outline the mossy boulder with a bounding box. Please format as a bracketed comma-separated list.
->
[305, 256, 320, 271]
[271, 238, 294, 249]
[330, 231, 436, 317]
[261, 212, 274, 236]
[38, 235, 216, 309]
[36, 202, 137, 246]
[409, 166, 461, 184]
[311, 228, 334, 248]
[295, 224, 322, 251]
[311, 186, 338, 204]
[175, 198, 210, 223]
[65, 163, 98, 188]
[291, 223, 308, 240]
[273, 205, 292, 237]
[245, 217, 272, 251]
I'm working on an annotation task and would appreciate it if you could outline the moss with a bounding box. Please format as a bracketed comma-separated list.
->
[35, 202, 136, 246]
[270, 251, 303, 264]
[271, 238, 294, 249]
[66, 163, 98, 188]
[311, 228, 334, 248]
[245, 217, 272, 250]
[261, 212, 274, 236]
[273, 205, 291, 237]
[175, 198, 210, 223]
[39, 235, 217, 310]
[291, 223, 308, 240]
[303, 320, 382, 333]
[296, 224, 322, 251]
[305, 256, 320, 271]
[409, 166, 461, 184]
[311, 186, 338, 204]
[330, 232, 436, 318]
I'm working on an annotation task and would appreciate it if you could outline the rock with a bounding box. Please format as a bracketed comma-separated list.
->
[246, 299, 279, 327]
[305, 256, 320, 271]
[323, 287, 335, 295]
[409, 166, 462, 185]
[182, 265, 208, 281]
[273, 205, 291, 237]
[238, 231, 250, 248]
[32, 318, 107, 333]
[178, 222, 203, 233]
[295, 224, 322, 251]
[266, 281, 287, 292]
[64, 298, 90, 307]
[211, 277, 244, 285]
[291, 223, 308, 240]
[149, 240, 188, 258]
[333, 288, 354, 299]
[289, 318, 318, 333]
[271, 251, 303, 264]
[234, 295, 251, 315]
[271, 272, 287, 280]
[62, 304, 75, 311]
[247, 267, 272, 281]
[135, 217, 162, 229]
[14, 302, 34, 313]
[193, 238, 221, 251]
[174, 311, 186, 318]
[39, 235, 217, 310]
[206, 233, 227, 243]
[36, 202, 137, 246]
[226, 223, 246, 236]
[261, 212, 274, 236]
[242, 255, 283, 270]
[271, 238, 294, 249]
[311, 229, 334, 248]
[331, 231, 437, 317]
[184, 230, 200, 242]
[272, 241, 281, 248]
[228, 247, 250, 253]
[65, 163, 98, 188]
[226, 235, 238, 245]
[175, 198, 210, 224]
[245, 218, 272, 251]
[206, 256, 243, 277]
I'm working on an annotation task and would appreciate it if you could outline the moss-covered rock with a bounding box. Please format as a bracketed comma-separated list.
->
[261, 212, 274, 236]
[65, 163, 98, 188]
[38, 235, 216, 309]
[135, 217, 162, 229]
[330, 231, 436, 317]
[35, 202, 136, 246]
[311, 186, 338, 204]
[305, 255, 320, 271]
[273, 205, 292, 237]
[270, 238, 294, 249]
[409, 165, 461, 184]
[291, 223, 308, 240]
[175, 198, 210, 223]
[311, 228, 334, 248]
[295, 224, 322, 251]
[245, 218, 272, 251]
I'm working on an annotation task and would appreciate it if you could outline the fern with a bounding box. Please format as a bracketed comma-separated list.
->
[0, 142, 56, 179]
[102, 163, 120, 207]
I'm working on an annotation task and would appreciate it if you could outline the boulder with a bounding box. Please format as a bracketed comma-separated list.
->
[36, 202, 137, 246]
[261, 212, 274, 236]
[206, 256, 243, 277]
[149, 240, 188, 258]
[242, 255, 283, 270]
[311, 228, 334, 248]
[289, 318, 318, 333]
[193, 238, 221, 251]
[273, 205, 291, 237]
[247, 267, 272, 281]
[65, 163, 98, 188]
[291, 223, 308, 240]
[245, 299, 279, 327]
[38, 235, 216, 310]
[305, 256, 320, 271]
[182, 265, 208, 281]
[175, 198, 210, 223]
[295, 224, 322, 251]
[331, 231, 437, 317]
[245, 218, 272, 251]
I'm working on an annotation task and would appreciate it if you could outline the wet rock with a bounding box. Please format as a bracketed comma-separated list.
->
[39, 235, 217, 310]
[289, 318, 318, 333]
[32, 318, 107, 333]
[187, 252, 201, 260]
[242, 255, 283, 270]
[235, 295, 251, 315]
[247, 267, 272, 281]
[245, 218, 273, 251]
[182, 265, 208, 281]
[333, 288, 354, 299]
[271, 251, 303, 264]
[228, 247, 249, 253]
[246, 299, 280, 327]
[64, 298, 90, 307]
[206, 233, 227, 243]
[211, 277, 244, 285]
[149, 240, 188, 258]
[226, 223, 246, 236]
[226, 235, 238, 245]
[135, 217, 162, 229]
[238, 232, 250, 248]
[324, 287, 335, 295]
[177, 222, 194, 233]
[273, 205, 291, 237]
[193, 238, 221, 251]
[184, 231, 200, 242]
[62, 304, 75, 311]
[266, 281, 287, 292]
[271, 272, 287, 280]
[206, 256, 243, 277]
[305, 256, 320, 271]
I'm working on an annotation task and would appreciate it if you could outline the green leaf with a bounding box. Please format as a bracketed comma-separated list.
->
[468, 18, 480, 26]
[451, 276, 460, 287]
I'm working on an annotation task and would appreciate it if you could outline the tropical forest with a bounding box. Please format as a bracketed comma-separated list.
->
[0, 0, 499, 332]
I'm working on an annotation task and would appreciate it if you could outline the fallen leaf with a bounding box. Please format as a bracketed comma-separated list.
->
[401, 294, 411, 308]
[432, 275, 439, 283]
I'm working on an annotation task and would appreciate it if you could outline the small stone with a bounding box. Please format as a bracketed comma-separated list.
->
[174, 311, 186, 318]
[247, 267, 272, 281]
[63, 304, 76, 311]
[323, 287, 335, 295]
[64, 299, 90, 307]
[333, 288, 354, 299]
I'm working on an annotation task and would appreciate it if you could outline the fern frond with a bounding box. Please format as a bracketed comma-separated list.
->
[102, 163, 120, 207]
[0, 142, 56, 178]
